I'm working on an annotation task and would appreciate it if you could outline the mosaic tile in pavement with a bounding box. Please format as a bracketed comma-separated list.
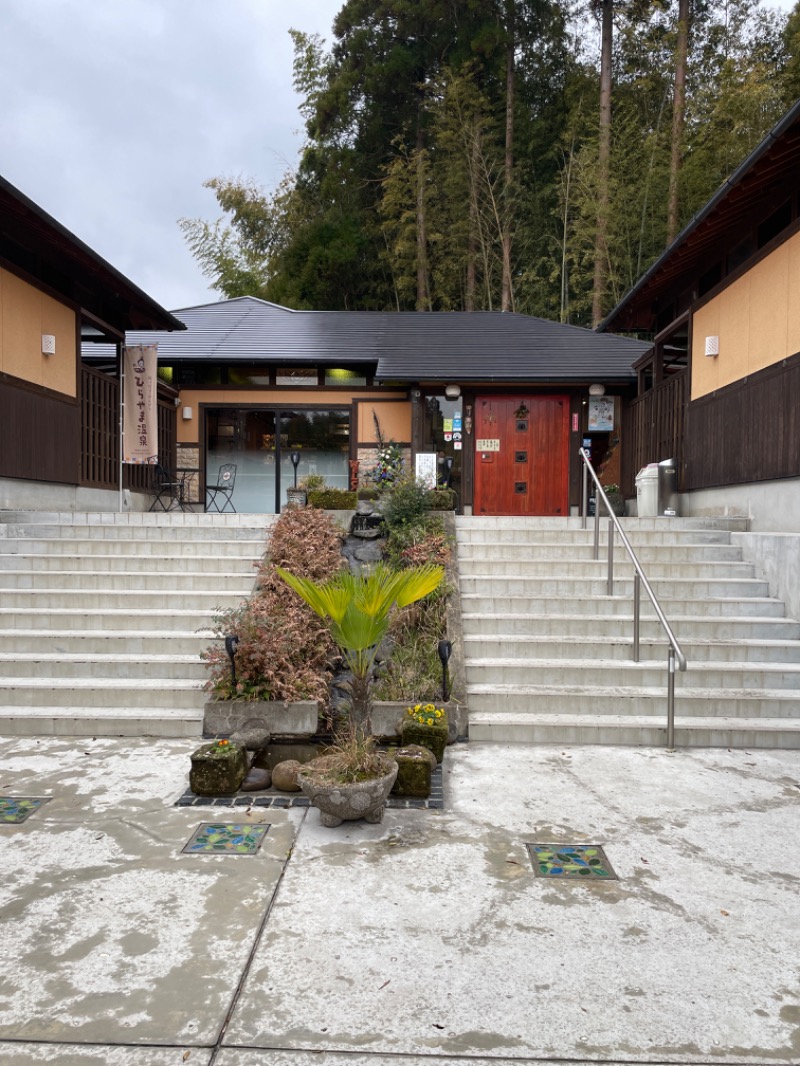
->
[0, 797, 51, 824]
[526, 843, 618, 880]
[176, 761, 444, 811]
[182, 822, 271, 855]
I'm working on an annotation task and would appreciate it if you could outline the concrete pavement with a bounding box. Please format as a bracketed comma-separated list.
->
[0, 736, 799, 1065]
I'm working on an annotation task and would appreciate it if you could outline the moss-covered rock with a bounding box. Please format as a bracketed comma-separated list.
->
[190, 741, 247, 796]
[400, 716, 448, 763]
[391, 746, 434, 798]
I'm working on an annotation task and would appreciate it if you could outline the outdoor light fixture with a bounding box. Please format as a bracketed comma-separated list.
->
[41, 334, 55, 356]
[182, 406, 193, 421]
[445, 384, 461, 399]
[224, 634, 240, 686]
[589, 383, 605, 396]
[438, 638, 452, 702]
[290, 450, 301, 487]
[705, 336, 720, 357]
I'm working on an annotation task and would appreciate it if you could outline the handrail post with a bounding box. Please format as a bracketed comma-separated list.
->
[607, 517, 614, 595]
[593, 501, 600, 560]
[581, 460, 588, 530]
[633, 572, 641, 662]
[667, 647, 676, 751]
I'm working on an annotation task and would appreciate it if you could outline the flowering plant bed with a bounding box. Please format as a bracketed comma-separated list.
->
[400, 704, 449, 763]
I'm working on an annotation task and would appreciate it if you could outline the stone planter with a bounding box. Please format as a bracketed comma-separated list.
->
[297, 757, 399, 828]
[285, 487, 307, 508]
[400, 714, 449, 763]
[606, 492, 626, 517]
[372, 701, 459, 743]
[203, 700, 319, 740]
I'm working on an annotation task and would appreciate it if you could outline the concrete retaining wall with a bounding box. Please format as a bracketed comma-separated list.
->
[733, 532, 800, 623]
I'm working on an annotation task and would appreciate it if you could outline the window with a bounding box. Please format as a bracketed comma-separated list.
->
[276, 367, 317, 386]
[324, 368, 368, 386]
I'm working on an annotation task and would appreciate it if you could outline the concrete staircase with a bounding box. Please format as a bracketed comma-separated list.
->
[0, 511, 273, 737]
[457, 516, 800, 748]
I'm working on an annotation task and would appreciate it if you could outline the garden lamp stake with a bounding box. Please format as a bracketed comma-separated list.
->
[225, 634, 240, 687]
[438, 638, 452, 702]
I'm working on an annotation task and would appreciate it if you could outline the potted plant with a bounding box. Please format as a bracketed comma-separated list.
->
[400, 703, 449, 763]
[601, 483, 626, 517]
[278, 562, 444, 826]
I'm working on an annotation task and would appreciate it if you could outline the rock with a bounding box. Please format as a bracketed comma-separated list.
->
[391, 746, 433, 798]
[353, 540, 384, 563]
[400, 716, 449, 763]
[241, 766, 272, 791]
[356, 501, 375, 515]
[400, 743, 437, 768]
[229, 721, 271, 751]
[272, 759, 303, 792]
[189, 741, 248, 796]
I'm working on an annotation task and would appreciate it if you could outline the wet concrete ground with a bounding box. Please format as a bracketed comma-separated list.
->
[0, 736, 798, 1066]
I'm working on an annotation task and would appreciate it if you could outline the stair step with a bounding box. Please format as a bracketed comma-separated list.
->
[462, 633, 800, 664]
[0, 706, 203, 737]
[0, 652, 206, 680]
[0, 630, 220, 655]
[459, 575, 768, 597]
[466, 683, 800, 718]
[461, 595, 785, 617]
[468, 712, 800, 748]
[0, 607, 228, 632]
[461, 613, 799, 639]
[0, 554, 259, 574]
[0, 676, 205, 709]
[457, 544, 745, 562]
[464, 656, 800, 690]
[0, 537, 264, 555]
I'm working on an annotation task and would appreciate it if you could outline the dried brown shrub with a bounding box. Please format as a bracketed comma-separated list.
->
[203, 507, 345, 702]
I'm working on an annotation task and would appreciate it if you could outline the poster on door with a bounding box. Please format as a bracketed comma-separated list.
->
[588, 396, 614, 432]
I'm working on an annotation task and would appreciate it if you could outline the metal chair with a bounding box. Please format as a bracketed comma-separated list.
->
[206, 463, 237, 513]
[149, 463, 186, 512]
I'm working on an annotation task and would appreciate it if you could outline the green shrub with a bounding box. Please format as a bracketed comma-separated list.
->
[379, 475, 430, 529]
[307, 489, 358, 509]
[356, 487, 380, 501]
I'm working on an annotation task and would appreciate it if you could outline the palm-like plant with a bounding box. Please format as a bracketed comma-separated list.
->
[277, 562, 444, 739]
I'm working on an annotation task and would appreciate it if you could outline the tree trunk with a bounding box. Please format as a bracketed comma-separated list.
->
[466, 128, 479, 312]
[592, 0, 613, 328]
[416, 124, 431, 311]
[501, 0, 515, 312]
[667, 0, 691, 246]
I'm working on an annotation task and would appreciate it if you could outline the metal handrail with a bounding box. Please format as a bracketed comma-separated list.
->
[579, 449, 687, 750]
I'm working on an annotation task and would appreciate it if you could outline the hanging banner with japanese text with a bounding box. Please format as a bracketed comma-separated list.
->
[122, 344, 158, 464]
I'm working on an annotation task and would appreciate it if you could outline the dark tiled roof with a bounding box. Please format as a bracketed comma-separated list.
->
[1, 174, 184, 334]
[84, 296, 649, 381]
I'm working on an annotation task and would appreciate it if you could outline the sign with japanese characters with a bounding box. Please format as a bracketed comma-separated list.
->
[415, 452, 437, 488]
[122, 344, 158, 464]
[475, 438, 500, 451]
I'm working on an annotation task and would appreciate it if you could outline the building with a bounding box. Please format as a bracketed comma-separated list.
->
[87, 296, 648, 515]
[601, 97, 800, 532]
[0, 175, 183, 511]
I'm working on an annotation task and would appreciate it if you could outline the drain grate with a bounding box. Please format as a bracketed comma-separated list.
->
[0, 797, 51, 825]
[182, 822, 270, 855]
[526, 843, 618, 880]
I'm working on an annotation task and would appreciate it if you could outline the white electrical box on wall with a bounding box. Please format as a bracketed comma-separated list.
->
[41, 334, 56, 355]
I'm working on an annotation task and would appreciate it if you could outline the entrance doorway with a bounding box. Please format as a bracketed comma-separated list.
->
[473, 395, 569, 516]
[205, 407, 350, 512]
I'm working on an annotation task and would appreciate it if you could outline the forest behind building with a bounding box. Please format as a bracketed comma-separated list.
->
[180, 0, 800, 328]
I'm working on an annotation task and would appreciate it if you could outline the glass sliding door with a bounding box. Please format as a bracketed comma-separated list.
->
[205, 406, 349, 513]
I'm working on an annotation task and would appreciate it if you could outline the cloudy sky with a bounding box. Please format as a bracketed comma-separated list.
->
[0, 0, 343, 312]
[2, 1, 795, 316]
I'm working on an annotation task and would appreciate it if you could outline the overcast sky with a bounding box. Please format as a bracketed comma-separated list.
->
[1, 1, 795, 317]
[0, 0, 343, 312]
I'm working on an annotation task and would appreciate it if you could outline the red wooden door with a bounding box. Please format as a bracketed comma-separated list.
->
[473, 395, 569, 516]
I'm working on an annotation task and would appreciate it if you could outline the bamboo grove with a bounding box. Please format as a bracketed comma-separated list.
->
[180, 0, 800, 327]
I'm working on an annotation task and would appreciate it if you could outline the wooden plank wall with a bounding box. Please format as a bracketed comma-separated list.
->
[685, 354, 800, 489]
[0, 378, 79, 484]
[625, 371, 687, 492]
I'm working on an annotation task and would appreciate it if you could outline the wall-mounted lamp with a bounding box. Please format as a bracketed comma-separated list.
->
[705, 336, 720, 358]
[445, 384, 461, 399]
[42, 334, 56, 356]
[589, 383, 605, 396]
[290, 450, 301, 487]
[182, 406, 193, 421]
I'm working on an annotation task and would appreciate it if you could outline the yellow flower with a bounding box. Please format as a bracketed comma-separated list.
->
[426, 718, 434, 726]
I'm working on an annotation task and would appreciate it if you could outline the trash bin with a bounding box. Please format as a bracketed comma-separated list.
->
[658, 458, 679, 516]
[635, 464, 659, 517]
